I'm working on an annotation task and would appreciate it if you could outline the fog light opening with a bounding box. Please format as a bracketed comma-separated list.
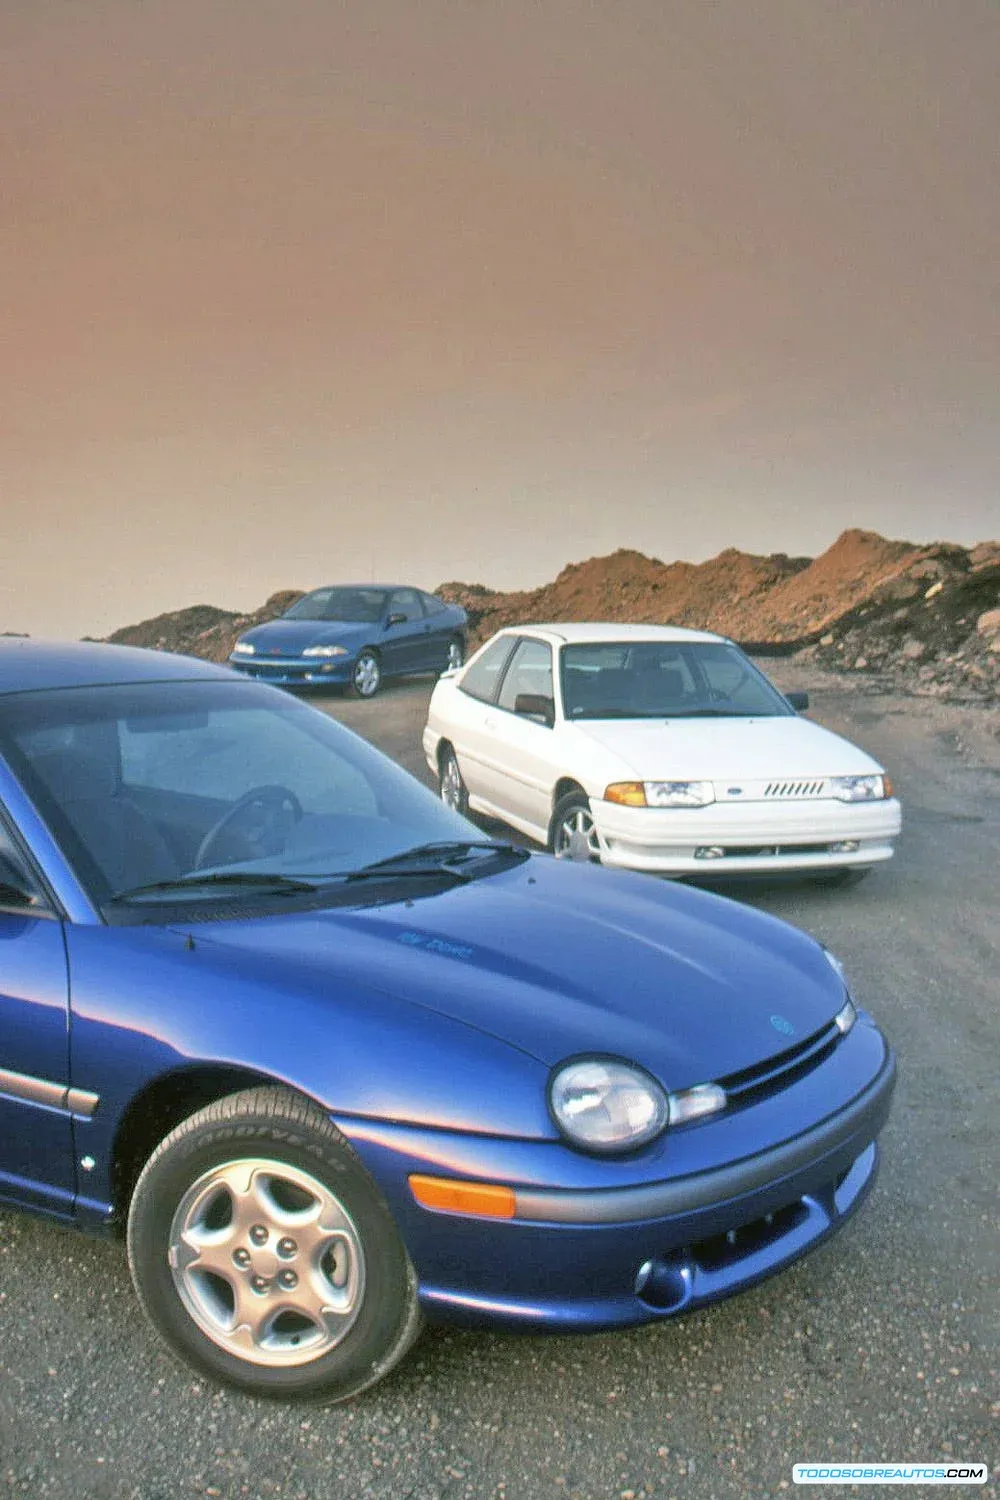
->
[694, 846, 726, 861]
[635, 1255, 692, 1313]
[828, 840, 861, 854]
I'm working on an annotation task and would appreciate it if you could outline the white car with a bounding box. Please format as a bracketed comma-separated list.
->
[423, 623, 901, 884]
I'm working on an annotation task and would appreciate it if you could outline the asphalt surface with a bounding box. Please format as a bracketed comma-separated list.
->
[2, 672, 997, 1499]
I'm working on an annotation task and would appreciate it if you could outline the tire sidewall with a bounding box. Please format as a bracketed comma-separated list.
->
[127, 1108, 417, 1402]
[439, 747, 469, 816]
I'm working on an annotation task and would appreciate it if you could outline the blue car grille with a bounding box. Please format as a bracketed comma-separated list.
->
[718, 1019, 841, 1109]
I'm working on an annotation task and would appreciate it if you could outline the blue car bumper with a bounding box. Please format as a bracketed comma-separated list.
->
[335, 1038, 895, 1333]
[229, 657, 355, 686]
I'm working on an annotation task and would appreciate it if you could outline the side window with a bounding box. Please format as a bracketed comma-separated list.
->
[388, 589, 422, 623]
[459, 636, 516, 704]
[420, 592, 447, 617]
[0, 816, 45, 909]
[497, 639, 553, 713]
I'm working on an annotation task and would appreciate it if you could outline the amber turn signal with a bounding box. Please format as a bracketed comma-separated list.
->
[604, 782, 647, 807]
[409, 1174, 517, 1219]
[883, 776, 894, 798]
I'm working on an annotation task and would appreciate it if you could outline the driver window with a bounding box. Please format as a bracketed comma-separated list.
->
[497, 639, 553, 714]
[388, 590, 421, 622]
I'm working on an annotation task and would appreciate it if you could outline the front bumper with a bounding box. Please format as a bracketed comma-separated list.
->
[229, 656, 355, 686]
[591, 796, 902, 875]
[335, 1027, 896, 1332]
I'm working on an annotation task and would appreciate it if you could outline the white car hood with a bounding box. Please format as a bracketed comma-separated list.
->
[570, 714, 882, 780]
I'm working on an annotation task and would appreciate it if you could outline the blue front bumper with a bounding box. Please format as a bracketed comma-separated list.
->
[229, 657, 354, 686]
[335, 1032, 895, 1333]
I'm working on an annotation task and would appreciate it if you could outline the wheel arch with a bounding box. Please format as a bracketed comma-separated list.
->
[552, 776, 587, 811]
[109, 1063, 295, 1226]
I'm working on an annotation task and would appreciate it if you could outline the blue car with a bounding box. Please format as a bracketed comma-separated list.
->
[0, 640, 895, 1404]
[229, 584, 468, 696]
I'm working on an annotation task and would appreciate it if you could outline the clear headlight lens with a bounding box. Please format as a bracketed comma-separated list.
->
[231, 641, 255, 656]
[549, 1058, 669, 1153]
[830, 774, 886, 802]
[303, 644, 349, 658]
[645, 780, 716, 808]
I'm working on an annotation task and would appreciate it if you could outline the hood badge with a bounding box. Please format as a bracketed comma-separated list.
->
[727, 786, 744, 796]
[770, 1014, 795, 1036]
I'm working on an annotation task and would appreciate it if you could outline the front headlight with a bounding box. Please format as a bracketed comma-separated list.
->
[830, 774, 887, 802]
[604, 781, 716, 808]
[231, 641, 255, 656]
[833, 996, 858, 1035]
[302, 644, 349, 658]
[549, 1058, 669, 1154]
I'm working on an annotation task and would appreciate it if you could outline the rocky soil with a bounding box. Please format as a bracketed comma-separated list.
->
[96, 528, 998, 703]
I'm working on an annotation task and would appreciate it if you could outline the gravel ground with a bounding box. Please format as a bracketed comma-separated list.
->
[1, 672, 996, 1499]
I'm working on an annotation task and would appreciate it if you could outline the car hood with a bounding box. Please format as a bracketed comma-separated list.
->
[569, 714, 882, 780]
[194, 859, 847, 1090]
[236, 619, 371, 655]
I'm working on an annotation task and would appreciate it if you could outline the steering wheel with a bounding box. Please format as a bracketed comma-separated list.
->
[195, 785, 304, 871]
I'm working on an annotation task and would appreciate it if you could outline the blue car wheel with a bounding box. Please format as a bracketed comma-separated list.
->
[349, 649, 382, 699]
[126, 1087, 422, 1404]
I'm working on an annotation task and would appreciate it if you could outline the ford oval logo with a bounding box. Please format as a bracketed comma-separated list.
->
[727, 786, 743, 796]
[770, 1014, 795, 1036]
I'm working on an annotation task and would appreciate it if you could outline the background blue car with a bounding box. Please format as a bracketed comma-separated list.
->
[0, 640, 894, 1405]
[229, 584, 468, 696]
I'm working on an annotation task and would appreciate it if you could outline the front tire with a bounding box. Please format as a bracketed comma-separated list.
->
[126, 1087, 421, 1404]
[549, 791, 602, 863]
[349, 650, 382, 699]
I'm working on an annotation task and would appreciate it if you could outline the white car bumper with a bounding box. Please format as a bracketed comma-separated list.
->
[591, 796, 902, 876]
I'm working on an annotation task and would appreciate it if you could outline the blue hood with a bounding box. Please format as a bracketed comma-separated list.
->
[195, 858, 846, 1091]
[236, 619, 372, 656]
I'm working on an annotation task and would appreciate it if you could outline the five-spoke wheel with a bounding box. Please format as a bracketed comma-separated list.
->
[549, 791, 602, 863]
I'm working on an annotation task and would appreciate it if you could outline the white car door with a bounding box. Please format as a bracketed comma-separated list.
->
[478, 638, 560, 839]
[443, 635, 518, 804]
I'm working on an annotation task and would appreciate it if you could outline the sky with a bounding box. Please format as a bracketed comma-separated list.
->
[3, 0, 998, 640]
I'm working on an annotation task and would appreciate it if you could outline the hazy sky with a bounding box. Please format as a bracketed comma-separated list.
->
[4, 0, 998, 639]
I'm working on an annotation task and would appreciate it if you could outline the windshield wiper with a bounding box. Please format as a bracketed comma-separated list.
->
[345, 840, 527, 883]
[111, 871, 321, 902]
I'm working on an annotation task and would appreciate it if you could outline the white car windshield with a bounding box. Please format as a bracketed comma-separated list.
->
[560, 642, 793, 720]
[1, 680, 482, 908]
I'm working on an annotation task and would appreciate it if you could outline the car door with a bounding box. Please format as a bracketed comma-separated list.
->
[0, 812, 76, 1216]
[381, 589, 430, 675]
[419, 592, 456, 670]
[484, 638, 559, 837]
[443, 635, 518, 803]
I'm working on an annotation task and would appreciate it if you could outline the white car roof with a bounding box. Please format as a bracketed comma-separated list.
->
[494, 622, 728, 646]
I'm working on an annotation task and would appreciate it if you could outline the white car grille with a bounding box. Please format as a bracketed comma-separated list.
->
[712, 778, 832, 802]
[762, 779, 829, 799]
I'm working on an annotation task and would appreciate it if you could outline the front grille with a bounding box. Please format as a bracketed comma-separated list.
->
[718, 1019, 841, 1109]
[763, 779, 828, 798]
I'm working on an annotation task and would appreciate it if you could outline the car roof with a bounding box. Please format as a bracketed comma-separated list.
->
[0, 639, 237, 696]
[493, 622, 727, 646]
[301, 583, 429, 593]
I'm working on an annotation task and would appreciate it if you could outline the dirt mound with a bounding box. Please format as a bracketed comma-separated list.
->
[106, 590, 303, 662]
[95, 529, 998, 702]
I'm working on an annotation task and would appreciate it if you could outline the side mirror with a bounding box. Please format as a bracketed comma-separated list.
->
[386, 612, 407, 628]
[514, 693, 555, 728]
[785, 690, 810, 712]
[0, 852, 41, 910]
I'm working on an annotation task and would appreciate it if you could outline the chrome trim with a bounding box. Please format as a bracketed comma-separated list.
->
[0, 1066, 99, 1118]
[513, 1054, 895, 1225]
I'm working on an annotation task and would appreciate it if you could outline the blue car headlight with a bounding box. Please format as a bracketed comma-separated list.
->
[302, 645, 350, 658]
[231, 641, 255, 656]
[549, 1058, 670, 1153]
[821, 947, 858, 1035]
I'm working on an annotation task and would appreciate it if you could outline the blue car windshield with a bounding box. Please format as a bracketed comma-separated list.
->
[560, 641, 794, 720]
[283, 587, 388, 623]
[0, 680, 478, 911]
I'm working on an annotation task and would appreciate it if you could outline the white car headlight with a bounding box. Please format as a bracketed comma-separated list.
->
[645, 780, 716, 808]
[830, 774, 887, 802]
[302, 645, 349, 658]
[231, 642, 255, 656]
[549, 1058, 669, 1153]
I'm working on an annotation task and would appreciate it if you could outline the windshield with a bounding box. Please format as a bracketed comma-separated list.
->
[283, 587, 388, 624]
[560, 641, 793, 720]
[0, 680, 479, 914]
